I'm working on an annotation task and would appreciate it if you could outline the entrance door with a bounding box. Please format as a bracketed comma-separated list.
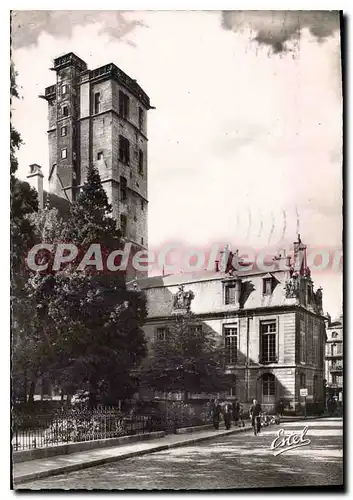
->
[261, 373, 276, 409]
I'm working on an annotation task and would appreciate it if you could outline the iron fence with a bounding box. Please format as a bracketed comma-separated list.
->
[12, 407, 162, 451]
[12, 401, 215, 451]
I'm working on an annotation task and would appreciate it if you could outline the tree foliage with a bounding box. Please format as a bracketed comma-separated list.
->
[21, 167, 147, 406]
[141, 313, 231, 400]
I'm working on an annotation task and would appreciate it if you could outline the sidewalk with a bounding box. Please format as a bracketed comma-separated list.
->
[13, 424, 251, 486]
[13, 414, 328, 487]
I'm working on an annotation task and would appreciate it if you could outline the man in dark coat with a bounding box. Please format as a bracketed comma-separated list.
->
[232, 400, 245, 427]
[212, 399, 221, 430]
[223, 401, 232, 430]
[249, 399, 262, 435]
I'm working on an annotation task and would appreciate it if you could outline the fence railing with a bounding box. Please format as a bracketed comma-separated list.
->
[12, 404, 213, 451]
[12, 407, 162, 451]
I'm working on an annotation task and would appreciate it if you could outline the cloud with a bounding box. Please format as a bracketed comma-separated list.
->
[222, 11, 340, 53]
[11, 10, 147, 50]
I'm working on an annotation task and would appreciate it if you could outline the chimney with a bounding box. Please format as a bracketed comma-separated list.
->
[27, 164, 44, 209]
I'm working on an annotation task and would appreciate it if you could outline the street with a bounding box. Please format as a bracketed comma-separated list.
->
[18, 418, 343, 490]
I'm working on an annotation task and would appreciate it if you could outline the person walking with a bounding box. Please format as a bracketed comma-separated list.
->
[249, 399, 262, 436]
[212, 398, 221, 430]
[223, 401, 232, 430]
[232, 400, 245, 427]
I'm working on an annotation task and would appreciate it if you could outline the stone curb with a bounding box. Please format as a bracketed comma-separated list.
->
[14, 425, 251, 486]
[13, 431, 166, 464]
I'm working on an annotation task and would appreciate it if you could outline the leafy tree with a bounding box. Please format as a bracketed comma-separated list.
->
[141, 312, 231, 400]
[11, 63, 40, 403]
[31, 166, 148, 406]
[12, 203, 66, 404]
[10, 62, 38, 276]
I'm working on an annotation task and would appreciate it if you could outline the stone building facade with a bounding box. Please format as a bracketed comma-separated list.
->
[40, 52, 152, 275]
[129, 237, 327, 413]
[325, 315, 343, 402]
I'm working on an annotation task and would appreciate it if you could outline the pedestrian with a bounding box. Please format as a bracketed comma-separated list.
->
[212, 398, 221, 430]
[232, 399, 245, 427]
[249, 399, 262, 436]
[275, 399, 285, 417]
[223, 401, 232, 430]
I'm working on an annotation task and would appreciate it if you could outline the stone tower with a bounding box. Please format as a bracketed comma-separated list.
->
[40, 52, 151, 274]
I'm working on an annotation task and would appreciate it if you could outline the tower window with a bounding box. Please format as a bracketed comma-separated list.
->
[61, 148, 67, 159]
[141, 237, 144, 245]
[62, 106, 68, 117]
[119, 91, 129, 119]
[260, 320, 277, 363]
[62, 84, 67, 95]
[138, 107, 144, 130]
[94, 92, 101, 114]
[61, 126, 67, 137]
[141, 199, 144, 210]
[138, 150, 143, 175]
[120, 214, 127, 237]
[97, 152, 104, 160]
[119, 135, 130, 164]
[120, 176, 127, 202]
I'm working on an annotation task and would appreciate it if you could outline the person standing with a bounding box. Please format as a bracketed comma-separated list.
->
[249, 399, 262, 436]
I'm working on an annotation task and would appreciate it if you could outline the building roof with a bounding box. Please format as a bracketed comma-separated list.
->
[128, 267, 285, 290]
[18, 179, 71, 220]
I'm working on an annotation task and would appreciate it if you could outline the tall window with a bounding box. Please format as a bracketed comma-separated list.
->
[299, 317, 306, 363]
[260, 321, 277, 363]
[155, 327, 169, 341]
[97, 151, 104, 160]
[94, 92, 101, 114]
[61, 148, 67, 159]
[224, 326, 237, 364]
[61, 126, 67, 137]
[62, 84, 67, 95]
[224, 284, 235, 305]
[119, 91, 130, 119]
[262, 373, 275, 403]
[138, 150, 144, 175]
[139, 107, 144, 130]
[120, 176, 127, 202]
[119, 135, 130, 164]
[62, 105, 68, 117]
[300, 373, 306, 388]
[141, 199, 145, 211]
[120, 214, 127, 237]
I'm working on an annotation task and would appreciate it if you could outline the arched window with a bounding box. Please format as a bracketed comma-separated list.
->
[262, 373, 276, 403]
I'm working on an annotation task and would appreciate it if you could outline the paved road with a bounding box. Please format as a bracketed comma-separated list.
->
[19, 418, 343, 490]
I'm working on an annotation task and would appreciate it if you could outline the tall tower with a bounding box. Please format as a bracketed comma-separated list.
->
[40, 52, 152, 276]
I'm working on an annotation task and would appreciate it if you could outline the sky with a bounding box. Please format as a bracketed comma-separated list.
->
[11, 10, 343, 317]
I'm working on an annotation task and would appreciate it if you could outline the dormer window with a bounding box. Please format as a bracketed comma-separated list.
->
[262, 273, 276, 296]
[225, 283, 236, 304]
